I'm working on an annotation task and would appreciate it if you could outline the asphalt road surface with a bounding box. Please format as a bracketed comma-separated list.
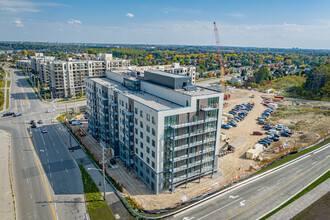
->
[0, 68, 87, 220]
[173, 143, 330, 220]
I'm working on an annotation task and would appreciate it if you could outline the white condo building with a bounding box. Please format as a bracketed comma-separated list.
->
[86, 69, 223, 193]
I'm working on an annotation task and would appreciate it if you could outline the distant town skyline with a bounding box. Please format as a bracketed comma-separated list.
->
[0, 0, 330, 49]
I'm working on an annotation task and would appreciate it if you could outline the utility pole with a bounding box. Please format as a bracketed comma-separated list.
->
[103, 146, 106, 200]
[66, 103, 72, 148]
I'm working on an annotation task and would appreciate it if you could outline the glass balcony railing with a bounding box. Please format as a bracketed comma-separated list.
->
[170, 117, 218, 129]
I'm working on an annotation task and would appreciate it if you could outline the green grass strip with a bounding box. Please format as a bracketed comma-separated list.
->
[6, 88, 9, 109]
[78, 164, 115, 220]
[253, 138, 330, 177]
[260, 170, 330, 220]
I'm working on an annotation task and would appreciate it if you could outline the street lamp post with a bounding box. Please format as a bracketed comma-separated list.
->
[87, 149, 106, 201]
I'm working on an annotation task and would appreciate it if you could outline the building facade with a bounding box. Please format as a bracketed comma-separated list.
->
[86, 69, 223, 193]
[15, 59, 31, 69]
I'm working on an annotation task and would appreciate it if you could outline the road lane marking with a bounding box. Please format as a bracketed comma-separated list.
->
[229, 195, 239, 199]
[34, 211, 36, 219]
[174, 143, 330, 218]
[48, 165, 51, 170]
[277, 178, 284, 182]
[56, 150, 59, 154]
[66, 168, 68, 173]
[240, 200, 246, 206]
[38, 128, 46, 145]
[30, 193, 32, 199]
[61, 158, 63, 162]
[226, 155, 330, 220]
[50, 173, 52, 178]
[311, 161, 317, 165]
[257, 187, 265, 192]
[197, 198, 243, 220]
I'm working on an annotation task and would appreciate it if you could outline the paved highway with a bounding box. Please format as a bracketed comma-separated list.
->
[173, 143, 330, 220]
[0, 68, 87, 220]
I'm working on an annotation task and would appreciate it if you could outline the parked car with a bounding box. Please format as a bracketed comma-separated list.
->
[253, 131, 263, 135]
[266, 129, 278, 135]
[221, 124, 232, 129]
[262, 124, 271, 128]
[264, 125, 273, 130]
[228, 121, 237, 127]
[281, 129, 292, 134]
[258, 120, 265, 125]
[281, 132, 292, 137]
[13, 113, 22, 117]
[275, 124, 284, 130]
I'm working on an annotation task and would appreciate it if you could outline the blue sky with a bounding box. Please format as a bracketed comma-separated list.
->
[1, 0, 330, 49]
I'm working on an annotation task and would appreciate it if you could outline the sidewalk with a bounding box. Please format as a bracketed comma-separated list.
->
[52, 120, 130, 219]
[268, 177, 330, 220]
[0, 130, 15, 220]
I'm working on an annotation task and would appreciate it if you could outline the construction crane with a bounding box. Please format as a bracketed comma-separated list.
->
[213, 22, 230, 100]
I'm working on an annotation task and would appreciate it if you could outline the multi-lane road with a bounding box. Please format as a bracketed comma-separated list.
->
[0, 68, 87, 220]
[173, 143, 330, 220]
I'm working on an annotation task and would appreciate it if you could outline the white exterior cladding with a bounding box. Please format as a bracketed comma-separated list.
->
[86, 70, 223, 194]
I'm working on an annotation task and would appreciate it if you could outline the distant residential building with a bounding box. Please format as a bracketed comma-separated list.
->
[48, 54, 130, 98]
[15, 59, 31, 69]
[86, 69, 223, 193]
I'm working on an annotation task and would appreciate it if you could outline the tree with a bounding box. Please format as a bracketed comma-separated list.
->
[254, 66, 270, 85]
[304, 63, 329, 96]
[22, 50, 28, 55]
[241, 69, 247, 77]
[78, 91, 83, 98]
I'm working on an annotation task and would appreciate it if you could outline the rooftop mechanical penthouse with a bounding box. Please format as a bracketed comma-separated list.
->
[86, 69, 224, 193]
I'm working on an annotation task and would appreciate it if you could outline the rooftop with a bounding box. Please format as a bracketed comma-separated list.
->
[90, 77, 183, 111]
[145, 70, 190, 78]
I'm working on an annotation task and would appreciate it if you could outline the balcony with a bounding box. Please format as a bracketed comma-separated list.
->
[125, 111, 134, 117]
[170, 117, 218, 129]
[125, 121, 134, 127]
[125, 131, 134, 137]
[170, 127, 217, 140]
[109, 102, 118, 107]
[172, 137, 216, 152]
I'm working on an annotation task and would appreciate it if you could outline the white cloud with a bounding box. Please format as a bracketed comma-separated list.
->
[67, 19, 82, 24]
[228, 13, 244, 18]
[125, 13, 134, 18]
[14, 19, 24, 27]
[0, 0, 68, 13]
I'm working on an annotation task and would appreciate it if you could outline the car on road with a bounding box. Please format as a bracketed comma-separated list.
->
[31, 122, 36, 128]
[30, 120, 35, 124]
[13, 113, 22, 117]
[71, 120, 82, 125]
[41, 128, 47, 133]
[2, 112, 14, 117]
[253, 131, 263, 135]
[46, 108, 55, 113]
[37, 120, 43, 124]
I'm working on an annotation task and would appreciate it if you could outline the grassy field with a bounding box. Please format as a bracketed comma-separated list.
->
[78, 164, 115, 220]
[196, 77, 216, 82]
[261, 170, 330, 220]
[56, 96, 86, 103]
[271, 106, 330, 120]
[7, 80, 11, 87]
[293, 191, 330, 220]
[262, 75, 306, 92]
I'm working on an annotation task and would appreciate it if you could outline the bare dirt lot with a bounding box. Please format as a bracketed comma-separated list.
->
[70, 89, 330, 210]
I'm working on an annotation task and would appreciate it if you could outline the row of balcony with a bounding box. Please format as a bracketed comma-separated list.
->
[170, 117, 218, 129]
[170, 127, 217, 140]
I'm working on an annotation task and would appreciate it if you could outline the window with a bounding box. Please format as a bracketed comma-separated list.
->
[152, 161, 155, 169]
[140, 152, 143, 159]
[146, 157, 150, 164]
[146, 113, 150, 121]
[152, 140, 155, 147]
[147, 136, 150, 143]
[146, 125, 150, 132]
[147, 147, 150, 153]
[135, 148, 138, 154]
[135, 138, 138, 144]
[140, 121, 143, 128]
[146, 167, 150, 174]
[140, 132, 143, 138]
[152, 128, 155, 136]
[140, 142, 144, 149]
[152, 116, 155, 125]
[151, 172, 155, 179]
[140, 110, 143, 118]
[140, 161, 143, 168]
[140, 171, 143, 178]
[135, 107, 138, 114]
[135, 118, 138, 125]
[152, 151, 155, 158]
[135, 128, 138, 135]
